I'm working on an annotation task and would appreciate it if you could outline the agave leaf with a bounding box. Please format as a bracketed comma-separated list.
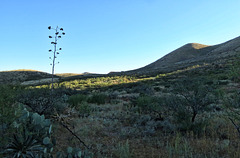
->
[26, 151, 34, 158]
[44, 147, 47, 153]
[67, 147, 73, 154]
[49, 124, 52, 134]
[25, 135, 34, 148]
[77, 151, 82, 157]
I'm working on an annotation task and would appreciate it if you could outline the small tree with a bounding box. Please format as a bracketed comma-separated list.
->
[166, 79, 215, 133]
[48, 26, 65, 90]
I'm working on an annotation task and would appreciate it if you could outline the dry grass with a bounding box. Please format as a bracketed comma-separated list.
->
[51, 98, 240, 158]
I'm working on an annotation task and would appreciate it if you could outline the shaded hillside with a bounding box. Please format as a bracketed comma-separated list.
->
[0, 70, 54, 84]
[138, 43, 214, 71]
[112, 36, 240, 75]
[0, 70, 105, 85]
[57, 72, 104, 81]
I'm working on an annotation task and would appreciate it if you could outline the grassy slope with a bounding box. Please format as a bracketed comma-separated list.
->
[28, 53, 240, 157]
[119, 36, 240, 75]
[1, 38, 240, 157]
[1, 55, 239, 157]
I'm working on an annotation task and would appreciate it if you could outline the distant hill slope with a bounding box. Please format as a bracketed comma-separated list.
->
[0, 69, 104, 85]
[1, 36, 240, 85]
[111, 36, 240, 75]
[0, 70, 54, 84]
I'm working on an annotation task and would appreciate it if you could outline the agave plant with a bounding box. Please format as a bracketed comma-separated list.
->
[5, 133, 44, 158]
[3, 108, 55, 158]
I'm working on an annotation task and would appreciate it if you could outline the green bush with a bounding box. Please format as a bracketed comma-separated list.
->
[224, 91, 240, 108]
[131, 83, 154, 95]
[18, 88, 68, 115]
[134, 95, 167, 122]
[76, 102, 92, 117]
[135, 96, 159, 113]
[228, 57, 240, 82]
[87, 93, 108, 105]
[172, 101, 207, 134]
[166, 80, 214, 134]
[0, 85, 17, 121]
[0, 85, 21, 151]
[68, 94, 88, 107]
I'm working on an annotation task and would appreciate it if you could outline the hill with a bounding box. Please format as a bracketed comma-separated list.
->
[0, 70, 55, 84]
[0, 69, 104, 85]
[1, 36, 240, 85]
[111, 36, 240, 75]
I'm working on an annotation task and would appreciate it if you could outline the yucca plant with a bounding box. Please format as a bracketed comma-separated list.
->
[4, 133, 44, 158]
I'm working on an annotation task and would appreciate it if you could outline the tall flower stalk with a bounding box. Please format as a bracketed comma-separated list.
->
[48, 26, 65, 90]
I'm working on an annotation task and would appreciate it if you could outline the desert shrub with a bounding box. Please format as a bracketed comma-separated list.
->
[224, 91, 240, 108]
[75, 102, 92, 117]
[166, 79, 214, 134]
[173, 103, 193, 130]
[0, 85, 22, 151]
[135, 96, 159, 113]
[68, 94, 92, 117]
[153, 86, 161, 92]
[68, 94, 88, 107]
[18, 88, 68, 115]
[134, 95, 167, 121]
[131, 83, 154, 95]
[87, 93, 108, 105]
[228, 57, 240, 82]
[0, 85, 17, 121]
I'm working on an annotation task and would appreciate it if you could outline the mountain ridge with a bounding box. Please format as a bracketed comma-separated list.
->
[111, 35, 240, 75]
[1, 35, 240, 84]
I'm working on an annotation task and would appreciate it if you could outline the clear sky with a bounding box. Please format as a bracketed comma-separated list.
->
[1, 0, 240, 74]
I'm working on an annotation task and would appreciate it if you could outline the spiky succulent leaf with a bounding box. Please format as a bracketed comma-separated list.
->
[67, 147, 73, 154]
[5, 134, 43, 158]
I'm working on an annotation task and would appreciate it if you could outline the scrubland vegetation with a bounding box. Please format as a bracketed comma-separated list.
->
[1, 56, 240, 157]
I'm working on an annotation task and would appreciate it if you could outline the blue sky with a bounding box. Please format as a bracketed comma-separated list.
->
[1, 0, 240, 74]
